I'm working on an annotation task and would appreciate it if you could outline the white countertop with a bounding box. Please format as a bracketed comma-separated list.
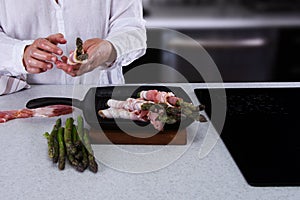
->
[0, 83, 300, 200]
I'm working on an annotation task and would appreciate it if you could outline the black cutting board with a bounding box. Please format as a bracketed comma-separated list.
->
[27, 85, 193, 131]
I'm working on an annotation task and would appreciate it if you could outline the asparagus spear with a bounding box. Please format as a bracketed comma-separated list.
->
[83, 128, 98, 173]
[76, 116, 89, 170]
[142, 102, 202, 125]
[66, 147, 80, 169]
[70, 120, 90, 172]
[76, 115, 85, 147]
[77, 115, 84, 138]
[51, 118, 61, 163]
[63, 118, 83, 171]
[81, 145, 89, 170]
[64, 118, 77, 155]
[52, 132, 59, 163]
[75, 37, 88, 61]
[72, 125, 81, 149]
[72, 126, 82, 158]
[43, 132, 54, 159]
[55, 118, 62, 129]
[44, 121, 59, 160]
[57, 127, 65, 170]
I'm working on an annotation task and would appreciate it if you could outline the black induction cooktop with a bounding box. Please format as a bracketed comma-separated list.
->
[194, 87, 300, 187]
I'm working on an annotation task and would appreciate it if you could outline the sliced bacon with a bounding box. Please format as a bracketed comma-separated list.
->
[147, 111, 164, 131]
[140, 90, 158, 102]
[0, 105, 73, 123]
[67, 52, 78, 65]
[67, 51, 88, 65]
[138, 110, 149, 120]
[98, 108, 146, 122]
[168, 96, 181, 106]
[139, 90, 179, 106]
[107, 98, 150, 111]
[99, 105, 166, 131]
[33, 105, 73, 117]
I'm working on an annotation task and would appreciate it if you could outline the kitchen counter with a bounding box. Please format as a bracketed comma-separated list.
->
[1, 83, 300, 200]
[145, 5, 300, 29]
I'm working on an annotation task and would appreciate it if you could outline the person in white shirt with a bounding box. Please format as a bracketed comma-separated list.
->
[0, 0, 146, 86]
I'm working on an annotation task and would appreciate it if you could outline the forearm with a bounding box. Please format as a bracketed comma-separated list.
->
[105, 0, 147, 68]
[106, 28, 146, 66]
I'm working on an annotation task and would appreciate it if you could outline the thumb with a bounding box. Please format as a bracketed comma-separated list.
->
[47, 33, 67, 45]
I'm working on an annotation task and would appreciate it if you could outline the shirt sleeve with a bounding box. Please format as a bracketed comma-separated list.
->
[0, 26, 34, 76]
[105, 0, 147, 69]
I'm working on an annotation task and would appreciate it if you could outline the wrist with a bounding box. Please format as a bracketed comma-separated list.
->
[22, 45, 30, 72]
[13, 40, 34, 75]
[105, 40, 117, 64]
[96, 40, 116, 69]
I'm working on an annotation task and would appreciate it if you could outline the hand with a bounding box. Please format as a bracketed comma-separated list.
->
[23, 33, 66, 74]
[56, 38, 116, 76]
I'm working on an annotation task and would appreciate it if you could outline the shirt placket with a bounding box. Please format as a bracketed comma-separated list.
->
[53, 0, 69, 84]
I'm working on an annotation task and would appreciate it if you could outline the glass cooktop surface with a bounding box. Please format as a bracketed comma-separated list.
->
[194, 87, 300, 187]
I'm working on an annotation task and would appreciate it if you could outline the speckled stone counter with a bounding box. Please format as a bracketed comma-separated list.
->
[0, 83, 300, 200]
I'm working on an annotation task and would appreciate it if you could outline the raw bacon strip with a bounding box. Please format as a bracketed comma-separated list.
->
[140, 90, 158, 102]
[67, 51, 88, 65]
[107, 98, 151, 111]
[67, 51, 80, 65]
[98, 107, 164, 131]
[168, 96, 182, 106]
[98, 108, 146, 122]
[147, 111, 164, 131]
[139, 90, 181, 106]
[0, 105, 73, 123]
[33, 105, 73, 117]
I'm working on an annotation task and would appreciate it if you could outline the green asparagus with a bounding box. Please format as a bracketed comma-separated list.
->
[81, 145, 89, 170]
[83, 129, 98, 173]
[50, 118, 61, 163]
[57, 127, 65, 170]
[76, 116, 89, 170]
[64, 118, 77, 155]
[44, 116, 99, 173]
[43, 132, 54, 158]
[77, 115, 84, 139]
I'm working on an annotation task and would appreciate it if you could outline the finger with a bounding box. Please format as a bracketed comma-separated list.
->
[47, 33, 67, 45]
[61, 56, 68, 63]
[33, 38, 63, 55]
[30, 48, 57, 63]
[58, 57, 81, 71]
[27, 57, 52, 71]
[56, 62, 77, 77]
[26, 67, 45, 74]
[56, 61, 79, 72]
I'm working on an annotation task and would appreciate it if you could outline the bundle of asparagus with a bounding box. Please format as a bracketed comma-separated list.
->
[43, 116, 98, 173]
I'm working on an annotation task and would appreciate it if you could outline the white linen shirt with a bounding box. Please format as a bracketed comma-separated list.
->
[0, 0, 146, 85]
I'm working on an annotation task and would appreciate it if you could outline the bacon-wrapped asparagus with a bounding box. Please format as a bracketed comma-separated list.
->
[107, 98, 152, 111]
[139, 90, 205, 112]
[139, 90, 178, 106]
[98, 108, 147, 122]
[98, 90, 207, 131]
[67, 37, 89, 65]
